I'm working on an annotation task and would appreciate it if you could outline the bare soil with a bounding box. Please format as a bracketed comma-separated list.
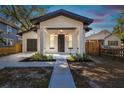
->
[0, 67, 53, 88]
[69, 56, 124, 88]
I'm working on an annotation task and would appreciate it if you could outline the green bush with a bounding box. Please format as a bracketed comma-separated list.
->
[32, 53, 43, 61]
[75, 53, 83, 61]
[67, 53, 90, 62]
[47, 55, 53, 61]
[67, 55, 75, 61]
[82, 53, 89, 61]
[31, 53, 54, 61]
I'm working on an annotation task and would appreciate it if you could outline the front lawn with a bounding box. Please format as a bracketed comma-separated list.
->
[20, 53, 56, 62]
[0, 67, 53, 88]
[69, 56, 124, 88]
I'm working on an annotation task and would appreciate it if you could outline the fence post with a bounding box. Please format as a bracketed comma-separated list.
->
[99, 43, 101, 56]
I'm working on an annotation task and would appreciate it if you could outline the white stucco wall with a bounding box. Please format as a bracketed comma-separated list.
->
[104, 35, 121, 48]
[38, 15, 85, 54]
[22, 15, 86, 54]
[22, 31, 37, 52]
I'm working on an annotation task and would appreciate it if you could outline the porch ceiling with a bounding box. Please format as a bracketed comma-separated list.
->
[46, 27, 76, 30]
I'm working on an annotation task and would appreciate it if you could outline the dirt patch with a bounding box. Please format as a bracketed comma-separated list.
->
[69, 57, 124, 88]
[0, 67, 53, 88]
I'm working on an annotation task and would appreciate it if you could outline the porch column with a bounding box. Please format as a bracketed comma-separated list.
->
[41, 27, 44, 54]
[37, 29, 40, 53]
[73, 30, 78, 54]
[79, 26, 85, 55]
[38, 27, 44, 54]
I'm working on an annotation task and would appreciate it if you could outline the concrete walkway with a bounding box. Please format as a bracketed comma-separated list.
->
[49, 59, 76, 88]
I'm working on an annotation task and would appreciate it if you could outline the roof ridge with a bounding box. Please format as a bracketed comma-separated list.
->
[30, 9, 93, 25]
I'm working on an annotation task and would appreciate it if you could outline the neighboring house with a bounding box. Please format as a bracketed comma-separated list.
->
[86, 30, 121, 48]
[18, 9, 93, 55]
[0, 17, 20, 47]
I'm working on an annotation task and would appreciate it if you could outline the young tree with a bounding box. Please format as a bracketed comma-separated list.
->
[113, 12, 124, 42]
[0, 5, 48, 31]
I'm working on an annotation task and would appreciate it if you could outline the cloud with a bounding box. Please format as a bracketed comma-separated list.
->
[94, 18, 105, 23]
[89, 11, 109, 18]
[93, 18, 114, 24]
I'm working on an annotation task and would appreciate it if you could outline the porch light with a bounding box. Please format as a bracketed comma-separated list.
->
[60, 30, 63, 33]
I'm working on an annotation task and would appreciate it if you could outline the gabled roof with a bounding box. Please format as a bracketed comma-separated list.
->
[31, 9, 93, 25]
[17, 27, 37, 36]
[86, 30, 111, 40]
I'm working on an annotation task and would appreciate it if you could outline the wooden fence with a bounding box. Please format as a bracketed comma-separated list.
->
[100, 48, 124, 59]
[85, 41, 124, 59]
[0, 43, 22, 55]
[85, 41, 100, 56]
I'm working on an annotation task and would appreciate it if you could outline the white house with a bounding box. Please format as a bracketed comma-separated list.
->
[18, 9, 93, 55]
[86, 30, 121, 48]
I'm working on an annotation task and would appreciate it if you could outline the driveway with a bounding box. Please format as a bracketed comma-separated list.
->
[0, 52, 54, 69]
[0, 52, 35, 62]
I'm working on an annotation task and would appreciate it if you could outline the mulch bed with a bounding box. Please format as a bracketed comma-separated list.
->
[69, 57, 124, 88]
[67, 59, 93, 62]
[19, 57, 56, 62]
[0, 67, 53, 88]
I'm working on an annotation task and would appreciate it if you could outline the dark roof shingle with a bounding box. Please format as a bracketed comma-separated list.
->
[31, 9, 93, 25]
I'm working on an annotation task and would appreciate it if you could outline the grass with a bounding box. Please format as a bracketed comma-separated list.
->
[0, 67, 53, 88]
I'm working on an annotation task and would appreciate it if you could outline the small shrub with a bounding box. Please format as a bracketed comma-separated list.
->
[67, 53, 90, 62]
[32, 53, 43, 61]
[67, 55, 75, 61]
[75, 53, 83, 61]
[31, 53, 54, 61]
[82, 54, 90, 61]
[42, 55, 47, 60]
[47, 55, 53, 61]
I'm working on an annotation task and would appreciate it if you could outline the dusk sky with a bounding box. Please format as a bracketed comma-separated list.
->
[0, 5, 124, 36]
[47, 5, 124, 36]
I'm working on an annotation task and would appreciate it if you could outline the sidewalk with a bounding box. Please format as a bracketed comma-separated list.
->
[49, 59, 76, 88]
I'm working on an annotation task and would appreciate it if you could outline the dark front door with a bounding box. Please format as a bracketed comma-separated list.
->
[58, 34, 65, 52]
[27, 39, 37, 51]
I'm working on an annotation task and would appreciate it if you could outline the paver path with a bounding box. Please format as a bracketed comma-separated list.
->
[49, 59, 76, 88]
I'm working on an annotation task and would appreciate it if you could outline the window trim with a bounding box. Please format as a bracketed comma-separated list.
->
[108, 41, 118, 46]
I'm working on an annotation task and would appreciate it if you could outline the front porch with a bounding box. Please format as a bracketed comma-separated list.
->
[38, 27, 85, 55]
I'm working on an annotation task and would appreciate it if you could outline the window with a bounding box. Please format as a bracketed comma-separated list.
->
[108, 41, 118, 46]
[68, 35, 72, 48]
[4, 38, 14, 46]
[50, 35, 54, 48]
[7, 26, 12, 33]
